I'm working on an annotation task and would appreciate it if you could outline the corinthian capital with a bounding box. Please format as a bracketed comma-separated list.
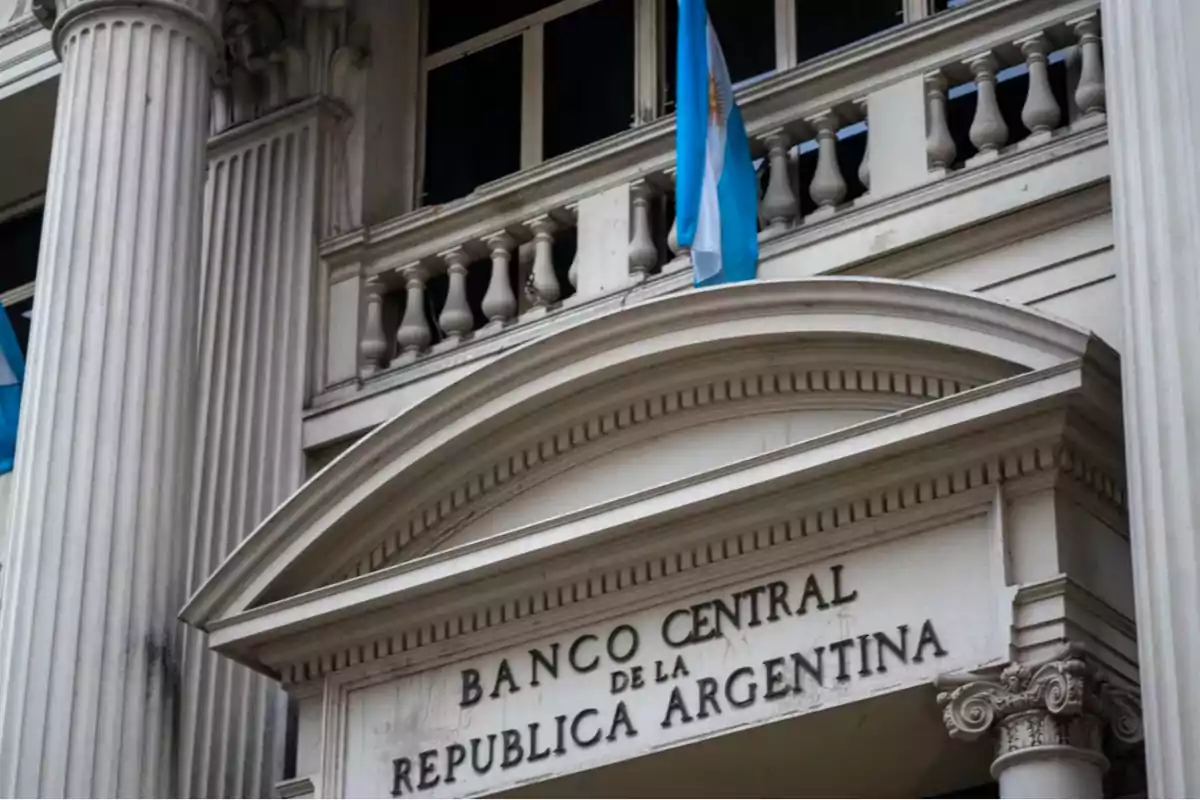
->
[936, 644, 1143, 767]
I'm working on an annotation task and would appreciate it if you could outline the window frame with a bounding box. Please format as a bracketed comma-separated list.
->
[416, 0, 658, 207]
[413, 0, 933, 207]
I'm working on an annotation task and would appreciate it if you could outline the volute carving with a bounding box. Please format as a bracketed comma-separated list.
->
[937, 643, 1143, 766]
[211, 0, 369, 134]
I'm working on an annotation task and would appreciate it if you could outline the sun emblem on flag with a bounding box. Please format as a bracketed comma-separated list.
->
[708, 73, 724, 122]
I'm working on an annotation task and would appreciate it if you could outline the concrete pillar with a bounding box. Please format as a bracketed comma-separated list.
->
[1101, 1, 1200, 795]
[938, 646, 1142, 799]
[0, 0, 219, 795]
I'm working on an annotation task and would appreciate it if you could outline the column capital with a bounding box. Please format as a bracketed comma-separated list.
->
[40, 0, 225, 53]
[937, 644, 1143, 773]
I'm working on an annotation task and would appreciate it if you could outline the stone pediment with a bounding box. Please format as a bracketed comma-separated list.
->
[182, 278, 1119, 663]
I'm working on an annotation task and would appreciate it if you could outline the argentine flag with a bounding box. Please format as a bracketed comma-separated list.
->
[674, 0, 760, 287]
[0, 309, 23, 475]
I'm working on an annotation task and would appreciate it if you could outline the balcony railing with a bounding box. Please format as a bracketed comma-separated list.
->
[312, 0, 1106, 401]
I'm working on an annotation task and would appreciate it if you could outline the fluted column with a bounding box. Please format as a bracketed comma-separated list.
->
[181, 99, 336, 799]
[1103, 1, 1200, 795]
[0, 1, 220, 796]
[938, 646, 1142, 799]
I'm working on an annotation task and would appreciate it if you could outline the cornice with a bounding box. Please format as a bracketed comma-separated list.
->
[263, 426, 1119, 687]
[0, 13, 40, 48]
[325, 352, 1002, 588]
[196, 358, 1113, 681]
[205, 94, 347, 155]
[184, 279, 1115, 635]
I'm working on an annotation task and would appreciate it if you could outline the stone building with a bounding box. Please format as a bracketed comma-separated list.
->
[0, 0, 1194, 797]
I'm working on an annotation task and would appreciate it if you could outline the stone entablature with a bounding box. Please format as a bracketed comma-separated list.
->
[182, 278, 1138, 797]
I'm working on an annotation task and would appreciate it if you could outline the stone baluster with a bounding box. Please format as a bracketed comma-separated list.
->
[629, 180, 657, 282]
[359, 276, 387, 377]
[1071, 14, 1106, 128]
[437, 248, 474, 346]
[395, 265, 431, 359]
[525, 215, 561, 309]
[807, 112, 846, 220]
[759, 129, 799, 235]
[938, 645, 1143, 799]
[1017, 33, 1060, 146]
[564, 202, 580, 290]
[926, 70, 957, 177]
[482, 232, 517, 329]
[856, 98, 870, 194]
[966, 53, 1008, 164]
[664, 168, 690, 267]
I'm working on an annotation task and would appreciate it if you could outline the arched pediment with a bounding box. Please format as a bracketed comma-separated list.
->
[183, 277, 1111, 631]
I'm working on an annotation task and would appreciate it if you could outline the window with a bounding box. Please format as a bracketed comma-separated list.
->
[416, 0, 929, 207]
[0, 206, 39, 358]
[661, 0, 777, 114]
[543, 0, 635, 159]
[0, 203, 39, 476]
[796, 0, 903, 63]
[423, 37, 523, 206]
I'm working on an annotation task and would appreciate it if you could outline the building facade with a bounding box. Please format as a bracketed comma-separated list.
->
[0, 0, 1195, 797]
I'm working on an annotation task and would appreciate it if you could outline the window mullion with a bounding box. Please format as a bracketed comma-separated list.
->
[521, 25, 545, 169]
[633, 0, 658, 124]
[775, 0, 798, 71]
[903, 0, 931, 22]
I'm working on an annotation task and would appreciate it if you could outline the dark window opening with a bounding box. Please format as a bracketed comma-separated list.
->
[427, 0, 561, 54]
[0, 208, 41, 293]
[282, 697, 299, 780]
[796, 0, 903, 64]
[423, 37, 522, 206]
[933, 0, 975, 12]
[662, 0, 776, 114]
[0, 207, 42, 357]
[543, 0, 635, 160]
[5, 298, 32, 359]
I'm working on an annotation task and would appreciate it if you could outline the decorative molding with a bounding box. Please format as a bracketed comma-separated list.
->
[330, 360, 988, 585]
[276, 776, 316, 799]
[938, 643, 1143, 774]
[211, 0, 368, 144]
[186, 278, 1116, 634]
[271, 430, 1121, 687]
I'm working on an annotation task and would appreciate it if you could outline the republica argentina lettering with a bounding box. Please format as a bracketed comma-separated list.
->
[391, 702, 638, 797]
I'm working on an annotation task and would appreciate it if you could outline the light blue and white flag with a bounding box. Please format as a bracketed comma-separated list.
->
[0, 309, 24, 475]
[674, 0, 759, 288]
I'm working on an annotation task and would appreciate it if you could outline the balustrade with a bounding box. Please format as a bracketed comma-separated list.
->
[348, 3, 1107, 385]
[925, 11, 1106, 177]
